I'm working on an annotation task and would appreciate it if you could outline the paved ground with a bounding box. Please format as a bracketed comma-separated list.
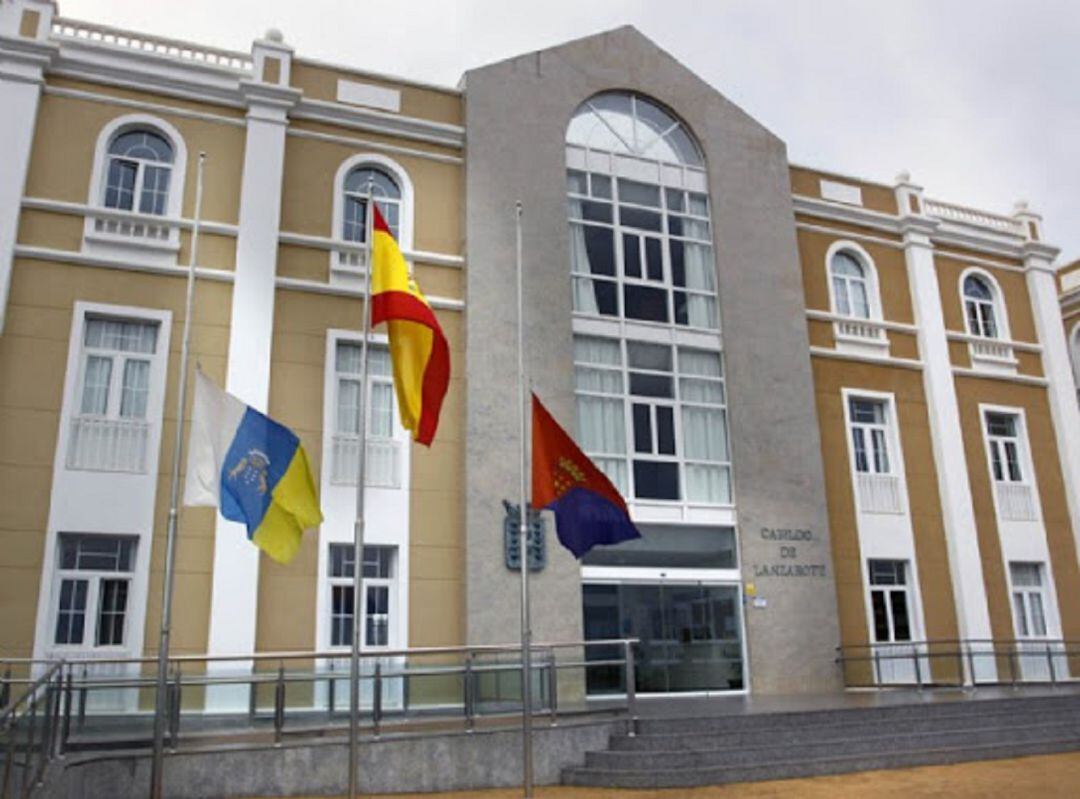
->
[278, 751, 1080, 798]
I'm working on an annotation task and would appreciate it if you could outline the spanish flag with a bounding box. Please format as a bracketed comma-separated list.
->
[370, 205, 450, 446]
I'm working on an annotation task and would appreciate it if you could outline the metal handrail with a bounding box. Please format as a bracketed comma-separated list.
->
[1, 638, 641, 776]
[1, 662, 65, 799]
[836, 637, 1079, 689]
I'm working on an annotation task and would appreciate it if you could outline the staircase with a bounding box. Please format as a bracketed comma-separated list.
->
[563, 692, 1080, 788]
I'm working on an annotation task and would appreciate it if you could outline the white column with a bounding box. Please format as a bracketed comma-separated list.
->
[1016, 204, 1080, 567]
[896, 175, 995, 682]
[0, 0, 57, 332]
[205, 33, 299, 708]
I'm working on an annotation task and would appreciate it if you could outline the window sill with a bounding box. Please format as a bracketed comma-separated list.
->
[82, 212, 181, 267]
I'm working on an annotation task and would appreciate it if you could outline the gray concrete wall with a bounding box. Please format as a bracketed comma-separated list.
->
[463, 26, 840, 694]
[46, 722, 622, 798]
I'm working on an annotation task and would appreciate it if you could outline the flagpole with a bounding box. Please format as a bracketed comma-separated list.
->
[515, 201, 535, 798]
[348, 187, 375, 799]
[150, 151, 207, 799]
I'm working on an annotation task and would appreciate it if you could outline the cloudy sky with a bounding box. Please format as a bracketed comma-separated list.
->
[63, 0, 1080, 264]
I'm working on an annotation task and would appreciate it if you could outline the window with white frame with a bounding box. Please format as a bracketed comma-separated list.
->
[331, 341, 398, 487]
[848, 398, 891, 475]
[566, 92, 718, 330]
[867, 559, 913, 643]
[338, 166, 401, 269]
[985, 412, 1023, 483]
[963, 275, 1001, 339]
[68, 317, 160, 473]
[52, 534, 137, 650]
[573, 335, 732, 504]
[327, 544, 395, 648]
[1009, 562, 1048, 639]
[102, 129, 175, 216]
[830, 251, 872, 319]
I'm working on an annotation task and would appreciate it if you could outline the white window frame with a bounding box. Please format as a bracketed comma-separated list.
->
[573, 335, 733, 510]
[567, 169, 720, 333]
[65, 306, 169, 475]
[979, 404, 1042, 524]
[325, 543, 398, 652]
[841, 389, 908, 515]
[1007, 561, 1051, 641]
[824, 241, 888, 354]
[48, 533, 137, 654]
[84, 114, 187, 258]
[960, 268, 1017, 372]
[330, 337, 400, 488]
[865, 559, 916, 645]
[330, 153, 414, 280]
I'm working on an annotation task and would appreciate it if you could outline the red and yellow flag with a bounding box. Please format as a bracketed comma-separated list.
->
[370, 205, 450, 446]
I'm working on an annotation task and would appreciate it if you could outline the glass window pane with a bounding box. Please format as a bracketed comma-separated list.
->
[618, 206, 662, 232]
[80, 356, 112, 415]
[889, 591, 911, 641]
[104, 160, 137, 210]
[622, 234, 641, 278]
[120, 360, 150, 418]
[109, 130, 174, 163]
[571, 225, 615, 277]
[1012, 592, 1029, 638]
[632, 404, 651, 454]
[871, 591, 890, 642]
[95, 579, 128, 646]
[623, 285, 668, 322]
[1029, 593, 1047, 637]
[344, 166, 400, 199]
[576, 395, 626, 455]
[617, 179, 660, 207]
[567, 169, 587, 194]
[656, 406, 676, 455]
[851, 427, 868, 473]
[629, 373, 673, 398]
[590, 174, 612, 199]
[633, 460, 679, 500]
[574, 336, 622, 366]
[679, 348, 722, 378]
[627, 342, 672, 372]
[645, 238, 663, 281]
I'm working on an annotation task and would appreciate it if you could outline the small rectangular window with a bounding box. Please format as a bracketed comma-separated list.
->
[623, 285, 669, 323]
[633, 461, 679, 500]
[327, 543, 396, 649]
[53, 534, 135, 649]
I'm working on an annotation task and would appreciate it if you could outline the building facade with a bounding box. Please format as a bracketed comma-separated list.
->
[1, 0, 1078, 705]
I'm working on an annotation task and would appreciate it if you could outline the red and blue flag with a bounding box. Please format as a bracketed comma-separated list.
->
[531, 394, 641, 558]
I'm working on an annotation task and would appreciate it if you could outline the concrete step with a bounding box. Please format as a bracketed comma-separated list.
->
[564, 735, 1080, 788]
[633, 692, 1080, 736]
[586, 719, 1080, 770]
[612, 706, 1080, 750]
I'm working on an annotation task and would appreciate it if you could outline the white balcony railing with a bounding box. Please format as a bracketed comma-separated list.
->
[996, 481, 1037, 522]
[835, 319, 888, 343]
[90, 212, 175, 245]
[331, 436, 401, 488]
[51, 18, 254, 73]
[856, 472, 903, 514]
[67, 417, 150, 473]
[969, 338, 1015, 363]
[923, 199, 1026, 237]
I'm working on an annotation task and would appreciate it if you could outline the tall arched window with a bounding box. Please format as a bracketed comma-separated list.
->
[964, 274, 1000, 339]
[342, 166, 401, 243]
[103, 129, 174, 216]
[830, 251, 871, 318]
[566, 91, 731, 507]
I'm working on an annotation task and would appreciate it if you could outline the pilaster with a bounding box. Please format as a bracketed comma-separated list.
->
[1016, 205, 1080, 566]
[895, 174, 996, 681]
[205, 31, 299, 706]
[0, 0, 57, 332]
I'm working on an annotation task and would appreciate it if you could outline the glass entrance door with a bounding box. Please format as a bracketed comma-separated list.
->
[583, 582, 744, 694]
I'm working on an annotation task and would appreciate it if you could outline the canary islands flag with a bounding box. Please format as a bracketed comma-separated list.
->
[183, 371, 322, 564]
[370, 204, 450, 446]
[532, 393, 641, 558]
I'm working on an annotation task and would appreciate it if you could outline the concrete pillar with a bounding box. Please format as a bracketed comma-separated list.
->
[0, 0, 57, 332]
[205, 31, 299, 708]
[895, 174, 995, 681]
[1016, 204, 1080, 567]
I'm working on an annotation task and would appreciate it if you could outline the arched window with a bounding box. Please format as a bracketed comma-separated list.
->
[963, 274, 1000, 339]
[566, 91, 731, 508]
[830, 251, 871, 318]
[566, 91, 716, 329]
[103, 129, 174, 216]
[342, 166, 401, 243]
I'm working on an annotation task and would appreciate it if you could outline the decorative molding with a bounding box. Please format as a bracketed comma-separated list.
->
[809, 345, 922, 371]
[12, 244, 466, 310]
[294, 96, 463, 150]
[945, 329, 1042, 354]
[795, 221, 904, 251]
[952, 367, 1048, 387]
[41, 83, 245, 127]
[275, 275, 464, 311]
[21, 196, 239, 237]
[805, 308, 918, 334]
[286, 126, 463, 166]
[277, 230, 463, 268]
